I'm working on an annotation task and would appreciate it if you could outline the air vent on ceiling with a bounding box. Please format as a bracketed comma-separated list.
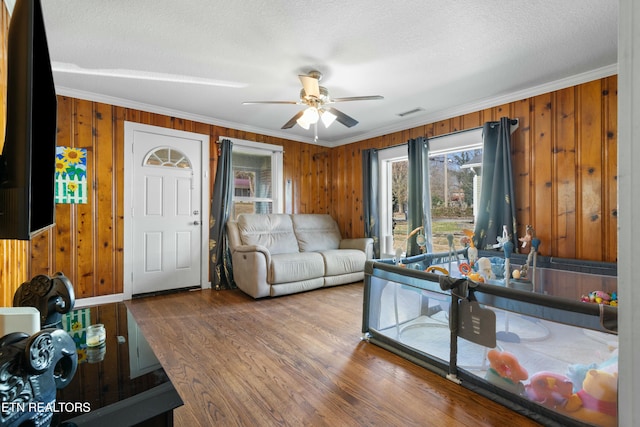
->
[397, 107, 425, 117]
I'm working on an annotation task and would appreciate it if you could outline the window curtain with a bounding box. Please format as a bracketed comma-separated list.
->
[407, 137, 432, 256]
[473, 117, 518, 251]
[362, 149, 380, 258]
[209, 139, 235, 290]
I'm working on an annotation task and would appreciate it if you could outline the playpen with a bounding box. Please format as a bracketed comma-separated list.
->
[362, 249, 618, 427]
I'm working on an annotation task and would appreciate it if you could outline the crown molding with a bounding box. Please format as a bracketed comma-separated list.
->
[55, 63, 617, 148]
[333, 63, 618, 146]
[53, 86, 321, 146]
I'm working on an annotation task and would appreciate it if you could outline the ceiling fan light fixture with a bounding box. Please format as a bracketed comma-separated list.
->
[297, 107, 319, 129]
[297, 119, 311, 130]
[320, 109, 337, 128]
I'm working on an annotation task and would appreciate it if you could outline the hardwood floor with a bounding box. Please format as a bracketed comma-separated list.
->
[126, 283, 542, 427]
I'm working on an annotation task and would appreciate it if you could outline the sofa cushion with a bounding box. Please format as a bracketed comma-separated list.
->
[237, 214, 299, 255]
[291, 214, 341, 252]
[269, 252, 325, 284]
[320, 249, 367, 276]
[324, 272, 364, 287]
[270, 278, 324, 296]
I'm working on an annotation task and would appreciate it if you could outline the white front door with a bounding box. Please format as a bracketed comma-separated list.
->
[124, 123, 210, 297]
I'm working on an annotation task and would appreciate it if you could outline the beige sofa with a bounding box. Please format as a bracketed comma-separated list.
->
[226, 213, 374, 298]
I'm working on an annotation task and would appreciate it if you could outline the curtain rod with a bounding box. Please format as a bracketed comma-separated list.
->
[486, 118, 519, 128]
[373, 126, 483, 153]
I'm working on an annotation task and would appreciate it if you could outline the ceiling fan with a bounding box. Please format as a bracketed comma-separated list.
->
[242, 70, 383, 132]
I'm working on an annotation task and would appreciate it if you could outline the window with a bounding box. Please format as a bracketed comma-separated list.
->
[144, 147, 192, 169]
[224, 138, 283, 219]
[379, 145, 409, 256]
[378, 128, 483, 256]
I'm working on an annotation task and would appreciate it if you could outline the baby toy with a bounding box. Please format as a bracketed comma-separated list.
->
[476, 257, 495, 282]
[466, 272, 484, 283]
[525, 371, 574, 409]
[518, 224, 534, 250]
[462, 229, 478, 266]
[425, 266, 449, 275]
[564, 369, 618, 427]
[492, 225, 510, 249]
[581, 290, 618, 306]
[484, 349, 528, 396]
[567, 353, 618, 393]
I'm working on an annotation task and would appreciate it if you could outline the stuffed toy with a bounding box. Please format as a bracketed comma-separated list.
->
[476, 257, 495, 282]
[567, 353, 618, 393]
[484, 349, 528, 396]
[564, 369, 618, 427]
[525, 371, 574, 409]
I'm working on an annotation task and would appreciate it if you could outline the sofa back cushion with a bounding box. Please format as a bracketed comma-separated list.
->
[236, 214, 299, 255]
[291, 214, 341, 252]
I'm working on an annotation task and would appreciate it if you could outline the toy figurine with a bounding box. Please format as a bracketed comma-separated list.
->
[519, 224, 534, 249]
[493, 225, 510, 249]
[462, 229, 478, 266]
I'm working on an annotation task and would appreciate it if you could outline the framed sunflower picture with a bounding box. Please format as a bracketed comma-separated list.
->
[55, 146, 88, 204]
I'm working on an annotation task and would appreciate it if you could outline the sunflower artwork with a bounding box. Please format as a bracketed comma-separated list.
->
[55, 146, 87, 204]
[62, 307, 91, 364]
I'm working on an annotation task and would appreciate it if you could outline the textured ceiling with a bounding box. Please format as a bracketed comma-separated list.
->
[33, 0, 618, 146]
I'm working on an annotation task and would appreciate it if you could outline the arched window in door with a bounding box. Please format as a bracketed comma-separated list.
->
[143, 147, 192, 169]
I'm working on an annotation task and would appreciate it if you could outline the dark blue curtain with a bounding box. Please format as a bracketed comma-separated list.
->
[407, 137, 432, 256]
[474, 117, 518, 251]
[209, 139, 235, 290]
[362, 149, 380, 258]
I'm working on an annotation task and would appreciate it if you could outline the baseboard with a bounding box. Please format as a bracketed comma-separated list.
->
[75, 293, 125, 308]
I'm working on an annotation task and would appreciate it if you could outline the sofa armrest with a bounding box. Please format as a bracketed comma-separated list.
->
[340, 238, 374, 259]
[230, 244, 272, 298]
[233, 244, 271, 262]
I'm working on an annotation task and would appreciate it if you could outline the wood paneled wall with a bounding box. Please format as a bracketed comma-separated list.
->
[0, 76, 619, 305]
[330, 76, 618, 263]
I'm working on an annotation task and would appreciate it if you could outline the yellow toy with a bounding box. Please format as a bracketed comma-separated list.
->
[564, 369, 618, 427]
[466, 272, 484, 283]
[425, 266, 448, 275]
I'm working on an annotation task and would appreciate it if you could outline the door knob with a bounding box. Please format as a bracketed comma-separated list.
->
[193, 221, 201, 225]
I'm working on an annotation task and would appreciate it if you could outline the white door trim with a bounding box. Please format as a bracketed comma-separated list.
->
[123, 122, 210, 299]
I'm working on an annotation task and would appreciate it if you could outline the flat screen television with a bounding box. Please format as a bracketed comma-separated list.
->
[0, 0, 57, 240]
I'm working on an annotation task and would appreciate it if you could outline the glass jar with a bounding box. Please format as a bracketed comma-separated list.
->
[86, 324, 106, 347]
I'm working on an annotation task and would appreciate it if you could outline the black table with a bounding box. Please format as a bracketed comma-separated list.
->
[53, 302, 183, 427]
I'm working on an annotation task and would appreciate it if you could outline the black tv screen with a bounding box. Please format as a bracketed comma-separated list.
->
[0, 0, 57, 240]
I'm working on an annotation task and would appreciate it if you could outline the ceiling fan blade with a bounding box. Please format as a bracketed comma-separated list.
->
[326, 107, 359, 128]
[331, 95, 384, 102]
[242, 101, 299, 105]
[281, 110, 305, 129]
[299, 74, 320, 98]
